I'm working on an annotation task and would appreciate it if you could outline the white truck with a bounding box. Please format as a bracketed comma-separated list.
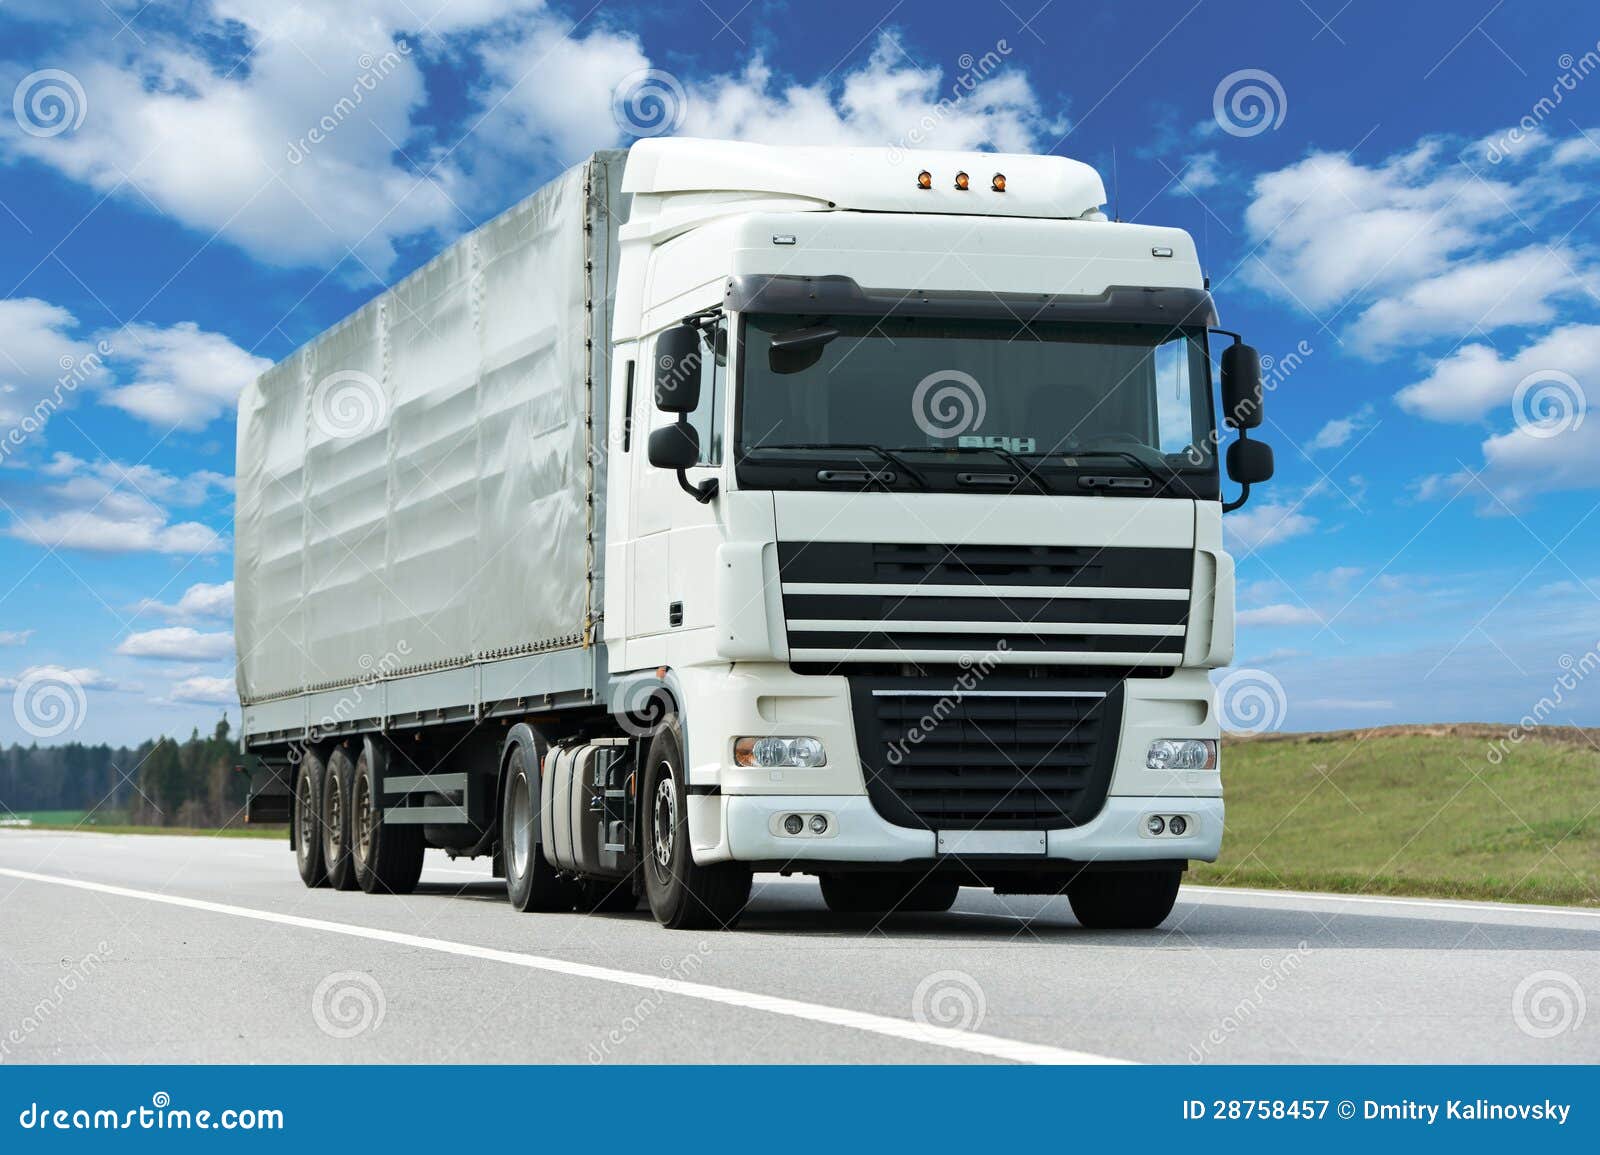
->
[236, 138, 1272, 930]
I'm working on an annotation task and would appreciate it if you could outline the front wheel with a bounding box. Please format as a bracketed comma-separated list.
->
[1066, 867, 1182, 929]
[641, 725, 750, 930]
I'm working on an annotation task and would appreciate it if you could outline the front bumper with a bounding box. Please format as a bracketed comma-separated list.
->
[715, 793, 1223, 867]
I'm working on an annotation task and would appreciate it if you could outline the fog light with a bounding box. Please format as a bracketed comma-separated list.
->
[1146, 815, 1166, 836]
[1168, 815, 1188, 836]
[1146, 738, 1217, 770]
[809, 814, 828, 835]
[735, 736, 827, 768]
[783, 813, 804, 835]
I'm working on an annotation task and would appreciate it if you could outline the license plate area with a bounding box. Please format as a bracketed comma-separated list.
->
[937, 829, 1047, 856]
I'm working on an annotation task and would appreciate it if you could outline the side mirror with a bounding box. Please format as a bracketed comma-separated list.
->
[654, 325, 703, 413]
[1226, 437, 1274, 485]
[1220, 343, 1264, 429]
[648, 422, 701, 472]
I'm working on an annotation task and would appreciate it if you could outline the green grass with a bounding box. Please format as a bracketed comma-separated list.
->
[1193, 726, 1600, 907]
[4, 809, 284, 839]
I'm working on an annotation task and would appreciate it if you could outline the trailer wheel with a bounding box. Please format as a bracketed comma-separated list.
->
[293, 750, 328, 888]
[501, 732, 576, 912]
[352, 742, 425, 895]
[321, 746, 361, 891]
[641, 724, 750, 930]
[1066, 867, 1182, 929]
[818, 873, 958, 914]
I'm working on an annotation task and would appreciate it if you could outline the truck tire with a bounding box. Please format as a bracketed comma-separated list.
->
[818, 873, 959, 914]
[641, 723, 750, 930]
[293, 750, 328, 888]
[352, 741, 425, 895]
[321, 746, 361, 891]
[501, 731, 576, 912]
[1066, 867, 1182, 929]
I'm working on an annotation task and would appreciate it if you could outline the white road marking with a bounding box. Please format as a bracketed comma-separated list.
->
[0, 866, 1124, 1066]
[1182, 884, 1600, 921]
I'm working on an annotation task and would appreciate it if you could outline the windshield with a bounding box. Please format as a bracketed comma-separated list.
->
[736, 313, 1215, 473]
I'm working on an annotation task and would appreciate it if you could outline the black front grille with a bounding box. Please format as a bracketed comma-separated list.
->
[850, 678, 1122, 831]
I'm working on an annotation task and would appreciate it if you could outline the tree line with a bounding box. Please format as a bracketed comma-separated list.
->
[0, 718, 253, 829]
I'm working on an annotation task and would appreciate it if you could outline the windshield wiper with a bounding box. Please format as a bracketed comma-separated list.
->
[749, 443, 931, 490]
[925, 444, 1053, 495]
[1046, 447, 1169, 486]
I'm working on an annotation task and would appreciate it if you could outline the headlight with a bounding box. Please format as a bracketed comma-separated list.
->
[1146, 738, 1217, 770]
[734, 736, 827, 768]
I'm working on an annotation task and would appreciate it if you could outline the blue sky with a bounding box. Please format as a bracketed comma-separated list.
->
[1, 0, 1598, 744]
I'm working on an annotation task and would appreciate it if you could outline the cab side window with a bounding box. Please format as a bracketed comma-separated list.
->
[681, 320, 725, 465]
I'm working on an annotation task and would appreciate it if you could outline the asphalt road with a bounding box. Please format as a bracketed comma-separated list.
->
[1, 829, 1596, 1064]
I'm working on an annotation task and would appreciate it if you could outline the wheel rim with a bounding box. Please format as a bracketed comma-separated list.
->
[353, 768, 373, 865]
[508, 770, 532, 880]
[296, 770, 315, 867]
[650, 763, 677, 880]
[324, 772, 343, 861]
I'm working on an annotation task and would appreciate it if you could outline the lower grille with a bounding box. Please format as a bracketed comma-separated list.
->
[850, 680, 1122, 831]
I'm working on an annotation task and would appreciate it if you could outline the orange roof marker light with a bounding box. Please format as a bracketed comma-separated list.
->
[953, 171, 970, 191]
[916, 169, 933, 190]
[991, 172, 1006, 192]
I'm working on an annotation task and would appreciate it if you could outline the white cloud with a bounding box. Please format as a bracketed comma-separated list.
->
[169, 675, 238, 705]
[1551, 133, 1600, 166]
[0, 630, 34, 646]
[0, 298, 105, 428]
[1170, 150, 1220, 193]
[137, 580, 235, 622]
[102, 323, 272, 430]
[2, 455, 229, 555]
[0, 664, 119, 691]
[116, 627, 235, 661]
[1240, 135, 1592, 358]
[1224, 501, 1317, 551]
[1237, 603, 1322, 627]
[675, 35, 1065, 152]
[1307, 403, 1375, 452]
[1396, 323, 1600, 424]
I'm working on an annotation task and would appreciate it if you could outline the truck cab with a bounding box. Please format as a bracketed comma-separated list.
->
[602, 139, 1270, 928]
